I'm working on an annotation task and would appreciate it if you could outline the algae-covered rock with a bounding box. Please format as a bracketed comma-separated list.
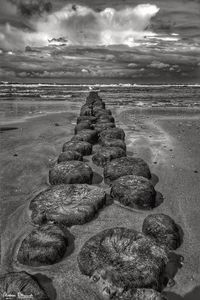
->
[78, 227, 168, 298]
[100, 138, 126, 151]
[49, 161, 93, 185]
[57, 150, 83, 163]
[0, 272, 49, 300]
[72, 129, 98, 144]
[142, 214, 182, 250]
[30, 184, 106, 226]
[17, 224, 68, 266]
[99, 127, 125, 141]
[62, 140, 92, 156]
[92, 146, 126, 167]
[104, 157, 151, 184]
[111, 175, 156, 210]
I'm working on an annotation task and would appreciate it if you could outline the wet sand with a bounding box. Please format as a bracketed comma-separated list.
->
[1, 102, 200, 299]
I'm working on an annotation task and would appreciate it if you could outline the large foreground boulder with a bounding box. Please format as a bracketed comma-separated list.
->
[78, 227, 168, 298]
[72, 129, 98, 144]
[100, 138, 126, 151]
[99, 127, 125, 141]
[17, 224, 68, 266]
[111, 175, 156, 210]
[62, 140, 92, 156]
[74, 122, 91, 134]
[142, 214, 182, 250]
[30, 184, 106, 226]
[92, 146, 126, 167]
[104, 157, 151, 184]
[57, 150, 83, 163]
[49, 161, 93, 185]
[0, 272, 49, 300]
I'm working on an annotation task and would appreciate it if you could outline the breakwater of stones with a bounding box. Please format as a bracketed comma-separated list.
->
[0, 91, 184, 300]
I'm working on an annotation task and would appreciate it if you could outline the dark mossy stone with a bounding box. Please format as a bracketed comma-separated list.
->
[80, 104, 93, 116]
[17, 224, 68, 266]
[93, 108, 112, 117]
[86, 91, 102, 105]
[74, 122, 91, 134]
[100, 138, 126, 151]
[57, 150, 83, 163]
[49, 161, 93, 185]
[62, 140, 92, 156]
[111, 175, 156, 210]
[0, 272, 49, 300]
[92, 146, 126, 167]
[77, 116, 97, 124]
[30, 184, 106, 226]
[94, 122, 116, 133]
[104, 157, 151, 184]
[99, 127, 125, 141]
[96, 115, 115, 123]
[71, 129, 98, 144]
[142, 214, 182, 250]
[78, 227, 168, 297]
[114, 289, 167, 300]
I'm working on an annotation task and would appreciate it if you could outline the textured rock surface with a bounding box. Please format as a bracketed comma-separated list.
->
[93, 108, 112, 117]
[100, 138, 126, 151]
[78, 227, 168, 298]
[49, 161, 93, 185]
[86, 91, 103, 105]
[57, 150, 83, 163]
[111, 175, 156, 209]
[104, 157, 151, 184]
[142, 214, 182, 250]
[30, 184, 106, 226]
[80, 104, 93, 116]
[17, 224, 68, 266]
[72, 129, 98, 144]
[0, 272, 49, 300]
[77, 116, 96, 124]
[97, 115, 115, 123]
[113, 289, 167, 300]
[74, 122, 91, 134]
[94, 122, 115, 133]
[99, 127, 125, 141]
[92, 146, 126, 167]
[62, 140, 92, 156]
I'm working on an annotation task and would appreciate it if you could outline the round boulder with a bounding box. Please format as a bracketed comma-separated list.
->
[111, 175, 156, 210]
[57, 150, 83, 163]
[142, 214, 182, 250]
[92, 146, 126, 167]
[30, 184, 106, 226]
[96, 115, 115, 123]
[77, 116, 97, 124]
[78, 227, 168, 298]
[49, 161, 93, 185]
[104, 157, 151, 184]
[94, 122, 115, 133]
[62, 140, 92, 156]
[80, 104, 93, 116]
[100, 138, 126, 151]
[0, 272, 49, 300]
[99, 127, 125, 141]
[17, 224, 68, 266]
[72, 129, 98, 144]
[74, 122, 91, 134]
[93, 108, 112, 117]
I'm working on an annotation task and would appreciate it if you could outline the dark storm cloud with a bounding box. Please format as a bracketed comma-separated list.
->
[8, 0, 52, 16]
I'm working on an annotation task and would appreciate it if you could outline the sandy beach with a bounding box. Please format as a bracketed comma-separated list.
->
[1, 100, 200, 299]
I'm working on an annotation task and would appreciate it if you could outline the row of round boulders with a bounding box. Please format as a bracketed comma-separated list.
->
[49, 161, 93, 185]
[17, 224, 68, 266]
[104, 157, 152, 184]
[62, 140, 92, 156]
[142, 214, 182, 250]
[58, 150, 83, 163]
[111, 175, 157, 210]
[100, 137, 126, 151]
[92, 146, 126, 167]
[0, 272, 49, 300]
[72, 129, 98, 144]
[78, 227, 168, 297]
[30, 184, 106, 226]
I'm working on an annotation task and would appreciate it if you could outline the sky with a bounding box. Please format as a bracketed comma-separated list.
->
[0, 0, 200, 83]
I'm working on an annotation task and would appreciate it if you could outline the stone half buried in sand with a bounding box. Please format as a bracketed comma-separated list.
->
[99, 127, 125, 141]
[92, 146, 126, 167]
[29, 184, 106, 226]
[71, 129, 98, 144]
[104, 157, 151, 184]
[74, 121, 91, 134]
[100, 137, 126, 151]
[111, 175, 156, 210]
[17, 224, 68, 267]
[0, 272, 49, 300]
[62, 140, 92, 156]
[142, 214, 182, 250]
[57, 150, 83, 163]
[49, 161, 93, 185]
[78, 227, 168, 298]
